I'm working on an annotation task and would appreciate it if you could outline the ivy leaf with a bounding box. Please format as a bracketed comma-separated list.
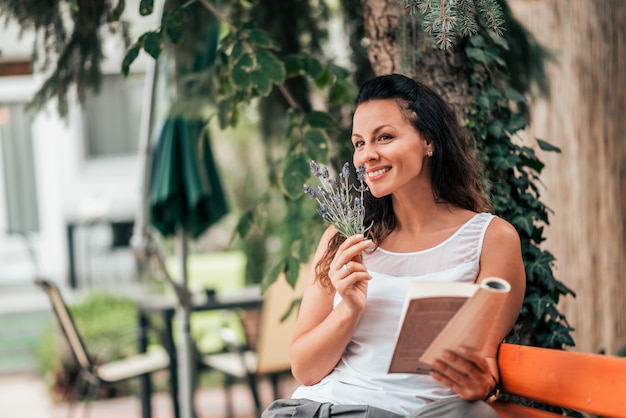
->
[520, 154, 545, 173]
[256, 49, 285, 83]
[143, 32, 162, 59]
[487, 120, 504, 138]
[121, 43, 140, 76]
[506, 113, 527, 133]
[476, 93, 491, 110]
[511, 214, 534, 236]
[281, 154, 309, 200]
[536, 138, 562, 153]
[504, 86, 526, 103]
[525, 293, 552, 319]
[139, 0, 154, 16]
[527, 256, 554, 283]
[305, 111, 339, 130]
[466, 47, 488, 63]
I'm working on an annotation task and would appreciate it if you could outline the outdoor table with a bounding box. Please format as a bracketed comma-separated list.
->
[136, 286, 263, 418]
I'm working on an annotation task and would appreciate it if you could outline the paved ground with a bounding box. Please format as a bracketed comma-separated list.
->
[0, 372, 299, 418]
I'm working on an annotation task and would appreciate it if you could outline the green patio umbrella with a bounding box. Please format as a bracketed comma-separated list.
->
[149, 116, 228, 418]
[149, 117, 228, 239]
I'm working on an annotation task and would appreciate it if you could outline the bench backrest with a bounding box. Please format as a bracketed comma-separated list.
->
[497, 343, 626, 417]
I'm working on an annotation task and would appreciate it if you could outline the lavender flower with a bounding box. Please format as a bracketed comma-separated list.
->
[304, 160, 370, 238]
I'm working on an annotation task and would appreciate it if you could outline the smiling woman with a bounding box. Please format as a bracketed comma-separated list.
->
[263, 74, 526, 418]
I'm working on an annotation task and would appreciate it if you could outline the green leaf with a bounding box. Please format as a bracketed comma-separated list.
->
[527, 257, 554, 283]
[328, 81, 350, 106]
[250, 70, 272, 96]
[165, 13, 182, 44]
[283, 54, 305, 76]
[466, 47, 488, 63]
[121, 44, 140, 76]
[511, 214, 533, 236]
[487, 120, 504, 138]
[261, 259, 284, 292]
[231, 40, 246, 62]
[506, 113, 527, 133]
[256, 49, 285, 83]
[143, 32, 162, 59]
[246, 29, 279, 49]
[282, 154, 309, 200]
[476, 93, 490, 110]
[525, 293, 552, 319]
[111, 0, 126, 21]
[304, 57, 324, 80]
[236, 210, 254, 238]
[305, 111, 339, 130]
[217, 98, 233, 129]
[285, 255, 301, 288]
[536, 138, 562, 153]
[504, 86, 526, 103]
[279, 297, 302, 322]
[139, 0, 154, 16]
[314, 66, 333, 88]
[487, 30, 510, 50]
[303, 129, 329, 162]
[232, 53, 254, 86]
[520, 154, 545, 173]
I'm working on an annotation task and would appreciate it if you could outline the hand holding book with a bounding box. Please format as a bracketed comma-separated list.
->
[388, 277, 511, 374]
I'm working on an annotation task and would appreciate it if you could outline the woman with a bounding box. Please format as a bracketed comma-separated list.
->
[264, 74, 525, 417]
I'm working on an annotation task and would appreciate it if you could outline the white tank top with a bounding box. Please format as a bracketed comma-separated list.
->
[291, 212, 495, 415]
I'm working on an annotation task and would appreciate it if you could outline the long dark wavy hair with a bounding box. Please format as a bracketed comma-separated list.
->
[315, 74, 492, 291]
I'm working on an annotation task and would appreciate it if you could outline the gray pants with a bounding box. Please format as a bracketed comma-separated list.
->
[262, 398, 498, 418]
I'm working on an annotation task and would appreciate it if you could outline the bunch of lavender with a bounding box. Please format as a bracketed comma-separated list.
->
[303, 160, 369, 238]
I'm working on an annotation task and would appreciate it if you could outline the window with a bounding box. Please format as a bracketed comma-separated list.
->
[83, 73, 145, 158]
[0, 103, 40, 233]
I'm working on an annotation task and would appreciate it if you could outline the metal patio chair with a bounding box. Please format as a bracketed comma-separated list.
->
[35, 277, 171, 418]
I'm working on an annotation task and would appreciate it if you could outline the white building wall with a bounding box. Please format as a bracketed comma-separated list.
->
[0, 5, 157, 289]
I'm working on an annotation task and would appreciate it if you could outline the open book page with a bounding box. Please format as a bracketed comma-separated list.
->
[388, 277, 510, 374]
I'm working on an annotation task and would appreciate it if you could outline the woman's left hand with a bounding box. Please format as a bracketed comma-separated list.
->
[429, 347, 496, 401]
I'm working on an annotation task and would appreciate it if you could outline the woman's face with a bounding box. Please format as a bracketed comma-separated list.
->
[351, 99, 433, 198]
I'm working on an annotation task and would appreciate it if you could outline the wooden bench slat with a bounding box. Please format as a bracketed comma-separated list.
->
[497, 343, 626, 417]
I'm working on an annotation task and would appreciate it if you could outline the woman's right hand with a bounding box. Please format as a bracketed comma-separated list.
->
[329, 234, 373, 314]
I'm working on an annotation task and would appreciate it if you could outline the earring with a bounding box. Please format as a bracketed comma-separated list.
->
[427, 150, 433, 157]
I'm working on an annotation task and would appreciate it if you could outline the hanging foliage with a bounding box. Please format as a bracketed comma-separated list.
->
[0, 0, 130, 117]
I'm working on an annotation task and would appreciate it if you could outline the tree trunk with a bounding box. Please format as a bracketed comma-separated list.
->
[509, 0, 626, 354]
[360, 0, 480, 125]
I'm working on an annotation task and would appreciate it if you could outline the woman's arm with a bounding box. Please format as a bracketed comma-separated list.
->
[430, 216, 526, 400]
[289, 227, 373, 385]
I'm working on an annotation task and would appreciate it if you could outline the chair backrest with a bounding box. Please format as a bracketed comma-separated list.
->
[255, 264, 308, 375]
[35, 278, 94, 372]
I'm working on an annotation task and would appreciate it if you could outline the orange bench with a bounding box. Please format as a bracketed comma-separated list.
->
[492, 343, 626, 417]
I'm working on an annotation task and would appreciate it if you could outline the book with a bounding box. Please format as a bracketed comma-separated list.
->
[388, 276, 511, 374]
